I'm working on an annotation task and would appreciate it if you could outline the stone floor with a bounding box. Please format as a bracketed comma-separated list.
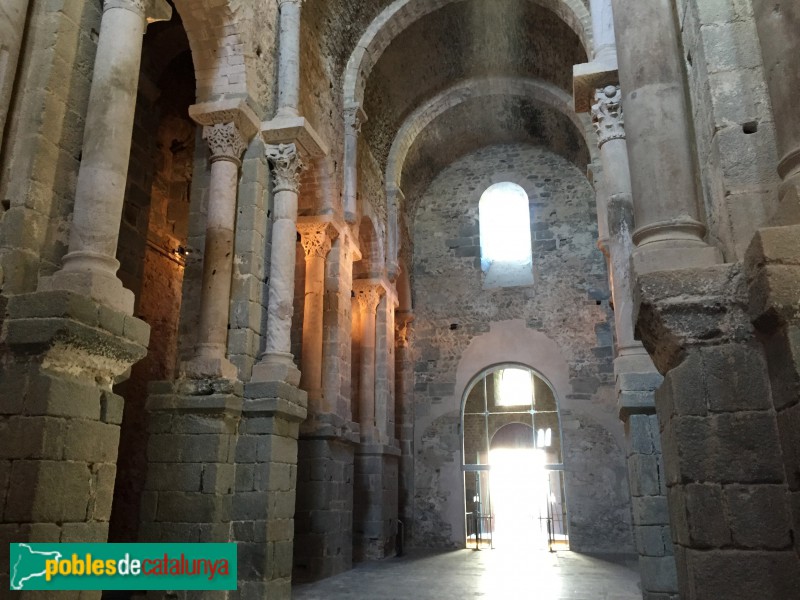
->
[292, 549, 642, 600]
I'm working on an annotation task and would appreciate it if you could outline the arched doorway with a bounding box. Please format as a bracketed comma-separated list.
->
[462, 364, 568, 551]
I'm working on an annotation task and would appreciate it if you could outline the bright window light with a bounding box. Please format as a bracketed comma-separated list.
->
[479, 182, 532, 269]
[478, 182, 534, 288]
[496, 368, 533, 407]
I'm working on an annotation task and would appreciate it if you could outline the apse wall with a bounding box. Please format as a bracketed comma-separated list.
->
[410, 143, 634, 553]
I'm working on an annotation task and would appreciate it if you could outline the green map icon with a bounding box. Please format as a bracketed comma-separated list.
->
[10, 543, 63, 590]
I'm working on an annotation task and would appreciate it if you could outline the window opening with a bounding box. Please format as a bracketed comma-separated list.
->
[478, 182, 534, 288]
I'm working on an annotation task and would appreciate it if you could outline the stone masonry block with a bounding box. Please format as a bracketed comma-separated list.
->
[25, 373, 102, 420]
[6, 460, 91, 523]
[201, 463, 236, 494]
[628, 414, 659, 455]
[629, 454, 662, 497]
[63, 419, 120, 463]
[724, 485, 793, 549]
[146, 463, 203, 492]
[632, 496, 669, 526]
[683, 483, 731, 548]
[686, 549, 800, 600]
[89, 463, 117, 520]
[155, 491, 228, 523]
[1, 416, 66, 460]
[701, 344, 772, 412]
[639, 555, 679, 594]
[636, 525, 671, 557]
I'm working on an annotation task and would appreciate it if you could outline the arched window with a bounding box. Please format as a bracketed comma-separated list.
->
[478, 182, 534, 288]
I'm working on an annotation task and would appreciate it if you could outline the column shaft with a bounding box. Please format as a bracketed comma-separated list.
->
[354, 282, 383, 441]
[182, 105, 258, 379]
[0, 0, 30, 146]
[589, 0, 616, 63]
[298, 224, 335, 406]
[752, 1, 800, 221]
[610, 0, 719, 272]
[359, 307, 376, 434]
[277, 0, 301, 116]
[343, 105, 366, 223]
[49, 0, 170, 313]
[253, 144, 304, 385]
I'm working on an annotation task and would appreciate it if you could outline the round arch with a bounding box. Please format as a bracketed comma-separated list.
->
[343, 0, 593, 107]
[171, 0, 259, 104]
[385, 76, 595, 189]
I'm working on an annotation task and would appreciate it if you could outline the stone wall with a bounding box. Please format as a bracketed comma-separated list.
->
[677, 0, 780, 260]
[411, 143, 632, 552]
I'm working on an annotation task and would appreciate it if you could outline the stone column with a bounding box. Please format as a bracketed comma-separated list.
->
[46, 0, 171, 313]
[0, 0, 30, 147]
[321, 232, 360, 418]
[343, 103, 367, 223]
[589, 0, 616, 64]
[610, 0, 720, 274]
[590, 84, 679, 600]
[395, 311, 415, 545]
[375, 290, 397, 445]
[751, 1, 800, 223]
[297, 221, 337, 405]
[183, 105, 258, 380]
[0, 291, 149, 596]
[276, 0, 301, 117]
[354, 280, 384, 442]
[252, 143, 305, 385]
[386, 186, 404, 281]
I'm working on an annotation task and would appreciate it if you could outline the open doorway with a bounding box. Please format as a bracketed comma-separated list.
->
[462, 365, 568, 551]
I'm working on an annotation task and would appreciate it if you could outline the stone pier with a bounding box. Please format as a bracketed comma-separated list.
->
[637, 265, 800, 599]
[0, 291, 149, 595]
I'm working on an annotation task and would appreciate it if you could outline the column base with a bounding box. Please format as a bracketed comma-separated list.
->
[42, 252, 135, 314]
[632, 240, 722, 275]
[252, 352, 302, 386]
[181, 347, 238, 380]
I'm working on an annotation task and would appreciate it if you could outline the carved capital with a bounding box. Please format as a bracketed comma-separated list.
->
[591, 85, 625, 148]
[266, 143, 305, 193]
[298, 223, 337, 259]
[353, 281, 384, 314]
[395, 312, 414, 348]
[203, 122, 248, 165]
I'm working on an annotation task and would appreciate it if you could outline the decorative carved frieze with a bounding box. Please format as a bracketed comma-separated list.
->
[591, 85, 625, 148]
[266, 143, 305, 193]
[203, 122, 248, 165]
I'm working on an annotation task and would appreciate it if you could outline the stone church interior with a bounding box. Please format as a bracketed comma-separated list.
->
[0, 0, 799, 598]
